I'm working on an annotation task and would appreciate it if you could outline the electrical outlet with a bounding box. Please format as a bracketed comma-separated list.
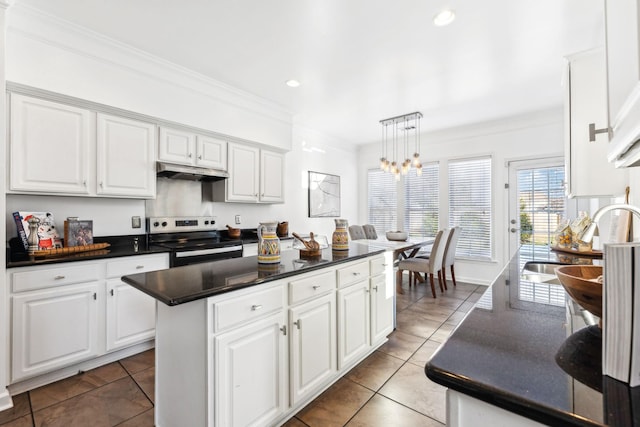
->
[235, 215, 241, 224]
[132, 216, 141, 228]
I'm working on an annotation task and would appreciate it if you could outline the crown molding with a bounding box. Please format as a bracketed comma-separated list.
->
[7, 3, 292, 125]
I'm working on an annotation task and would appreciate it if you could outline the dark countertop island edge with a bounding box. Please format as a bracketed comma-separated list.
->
[424, 365, 601, 427]
[122, 247, 387, 306]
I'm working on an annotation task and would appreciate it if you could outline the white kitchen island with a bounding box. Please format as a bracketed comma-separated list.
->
[122, 244, 394, 427]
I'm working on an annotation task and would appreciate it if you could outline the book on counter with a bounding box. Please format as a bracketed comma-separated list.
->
[603, 242, 640, 387]
[12, 211, 63, 251]
[64, 218, 94, 247]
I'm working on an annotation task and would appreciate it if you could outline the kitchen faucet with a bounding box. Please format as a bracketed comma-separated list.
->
[580, 203, 640, 242]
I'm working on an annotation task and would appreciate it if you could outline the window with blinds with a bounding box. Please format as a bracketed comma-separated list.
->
[448, 157, 492, 260]
[404, 163, 439, 238]
[367, 169, 397, 234]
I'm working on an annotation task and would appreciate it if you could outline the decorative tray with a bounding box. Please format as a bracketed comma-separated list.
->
[551, 245, 602, 258]
[31, 242, 111, 258]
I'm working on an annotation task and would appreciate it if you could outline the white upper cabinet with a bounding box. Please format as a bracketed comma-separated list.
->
[213, 142, 284, 203]
[158, 126, 227, 170]
[96, 113, 156, 198]
[260, 149, 285, 203]
[564, 48, 628, 197]
[10, 94, 92, 195]
[197, 135, 227, 170]
[9, 94, 157, 198]
[605, 0, 640, 167]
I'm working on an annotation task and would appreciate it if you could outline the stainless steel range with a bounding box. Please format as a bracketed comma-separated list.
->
[147, 216, 243, 267]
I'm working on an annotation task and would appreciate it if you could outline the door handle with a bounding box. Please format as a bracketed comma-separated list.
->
[510, 228, 520, 233]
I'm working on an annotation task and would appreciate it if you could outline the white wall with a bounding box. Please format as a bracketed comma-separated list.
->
[358, 109, 565, 285]
[3, 4, 359, 242]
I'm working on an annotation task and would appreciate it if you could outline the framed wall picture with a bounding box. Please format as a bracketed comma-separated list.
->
[308, 171, 341, 217]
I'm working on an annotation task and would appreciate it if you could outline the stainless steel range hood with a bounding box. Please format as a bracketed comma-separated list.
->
[156, 162, 229, 181]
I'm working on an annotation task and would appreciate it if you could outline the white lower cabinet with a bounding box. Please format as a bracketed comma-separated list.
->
[12, 283, 101, 381]
[104, 254, 168, 351]
[214, 311, 288, 427]
[8, 253, 169, 383]
[289, 292, 337, 405]
[370, 253, 395, 345]
[337, 281, 370, 369]
[105, 280, 156, 351]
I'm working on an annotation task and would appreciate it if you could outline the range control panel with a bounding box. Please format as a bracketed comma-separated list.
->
[147, 216, 217, 233]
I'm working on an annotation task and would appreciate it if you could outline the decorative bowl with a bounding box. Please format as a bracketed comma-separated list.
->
[555, 265, 603, 318]
[386, 231, 408, 241]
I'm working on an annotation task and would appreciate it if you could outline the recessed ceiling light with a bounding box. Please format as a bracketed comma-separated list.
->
[433, 9, 455, 26]
[286, 79, 300, 88]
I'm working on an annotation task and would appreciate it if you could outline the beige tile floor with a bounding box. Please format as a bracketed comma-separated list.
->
[0, 277, 484, 427]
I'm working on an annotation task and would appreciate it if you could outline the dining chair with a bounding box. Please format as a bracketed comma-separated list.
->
[348, 225, 366, 240]
[442, 226, 462, 288]
[397, 228, 450, 298]
[362, 224, 378, 239]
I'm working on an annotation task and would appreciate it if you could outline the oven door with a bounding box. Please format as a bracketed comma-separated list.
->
[172, 244, 243, 267]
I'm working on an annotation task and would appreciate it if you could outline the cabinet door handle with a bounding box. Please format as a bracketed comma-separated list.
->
[198, 155, 202, 160]
[372, 286, 378, 291]
[93, 293, 97, 300]
[312, 285, 321, 290]
[100, 182, 103, 188]
[188, 153, 193, 158]
[110, 289, 114, 296]
[293, 319, 301, 329]
[136, 265, 144, 269]
[280, 325, 287, 336]
[54, 275, 65, 280]
[251, 304, 263, 311]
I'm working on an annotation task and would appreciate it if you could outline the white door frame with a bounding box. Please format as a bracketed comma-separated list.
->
[506, 157, 564, 262]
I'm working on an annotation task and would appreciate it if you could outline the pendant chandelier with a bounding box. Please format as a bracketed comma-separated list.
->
[379, 112, 423, 179]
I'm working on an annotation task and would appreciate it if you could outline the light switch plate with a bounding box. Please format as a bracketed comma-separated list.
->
[132, 216, 141, 228]
[235, 215, 241, 224]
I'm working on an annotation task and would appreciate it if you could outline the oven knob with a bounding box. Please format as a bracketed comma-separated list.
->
[162, 221, 168, 227]
[153, 221, 160, 228]
[204, 220, 209, 225]
[211, 219, 216, 225]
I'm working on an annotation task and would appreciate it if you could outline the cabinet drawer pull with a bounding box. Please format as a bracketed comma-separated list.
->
[280, 325, 287, 335]
[251, 304, 263, 311]
[352, 272, 361, 276]
[54, 275, 65, 280]
[136, 265, 144, 269]
[294, 319, 301, 329]
[312, 285, 321, 290]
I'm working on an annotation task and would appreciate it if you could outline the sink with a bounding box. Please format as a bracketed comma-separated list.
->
[521, 261, 567, 284]
[522, 261, 566, 275]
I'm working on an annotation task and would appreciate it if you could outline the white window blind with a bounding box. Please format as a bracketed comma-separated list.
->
[404, 163, 439, 238]
[368, 169, 397, 234]
[448, 157, 492, 260]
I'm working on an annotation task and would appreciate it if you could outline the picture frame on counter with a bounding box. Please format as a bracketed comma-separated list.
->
[308, 171, 340, 218]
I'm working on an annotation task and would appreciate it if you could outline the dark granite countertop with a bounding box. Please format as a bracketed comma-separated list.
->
[122, 243, 385, 306]
[6, 235, 169, 268]
[425, 248, 640, 426]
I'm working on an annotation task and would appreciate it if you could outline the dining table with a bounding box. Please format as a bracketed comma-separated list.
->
[351, 236, 435, 294]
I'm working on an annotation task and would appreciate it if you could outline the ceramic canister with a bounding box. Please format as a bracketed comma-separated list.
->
[257, 221, 281, 264]
[332, 219, 349, 250]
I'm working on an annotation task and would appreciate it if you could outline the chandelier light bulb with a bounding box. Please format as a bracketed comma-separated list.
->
[380, 157, 387, 170]
[413, 153, 420, 166]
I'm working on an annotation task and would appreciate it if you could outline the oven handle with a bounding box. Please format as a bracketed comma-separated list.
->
[175, 246, 243, 258]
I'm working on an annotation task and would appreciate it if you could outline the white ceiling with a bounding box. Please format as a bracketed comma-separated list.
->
[16, 0, 606, 145]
